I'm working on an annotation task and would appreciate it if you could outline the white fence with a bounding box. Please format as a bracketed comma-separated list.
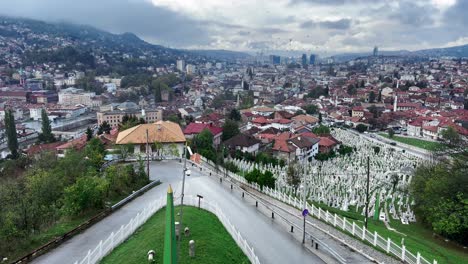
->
[73, 195, 260, 264]
[199, 158, 437, 264]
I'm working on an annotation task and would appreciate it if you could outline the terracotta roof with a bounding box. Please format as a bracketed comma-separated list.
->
[184, 122, 223, 136]
[292, 114, 319, 124]
[116, 121, 186, 144]
[26, 142, 63, 155]
[318, 137, 338, 147]
[56, 135, 88, 150]
[272, 139, 292, 153]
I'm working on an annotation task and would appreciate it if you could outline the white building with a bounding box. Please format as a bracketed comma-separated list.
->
[177, 60, 186, 72]
[58, 87, 96, 107]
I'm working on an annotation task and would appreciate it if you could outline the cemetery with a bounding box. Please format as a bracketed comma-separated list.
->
[225, 128, 467, 264]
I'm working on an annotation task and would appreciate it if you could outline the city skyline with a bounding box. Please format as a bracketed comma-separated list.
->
[1, 0, 467, 55]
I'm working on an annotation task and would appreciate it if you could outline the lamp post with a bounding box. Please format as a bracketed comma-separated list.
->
[178, 144, 189, 258]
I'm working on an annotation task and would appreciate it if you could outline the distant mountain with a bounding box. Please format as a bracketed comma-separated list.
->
[189, 49, 251, 60]
[0, 16, 203, 72]
[330, 44, 468, 62]
[413, 44, 468, 58]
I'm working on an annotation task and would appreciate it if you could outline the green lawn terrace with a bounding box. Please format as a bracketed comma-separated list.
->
[101, 206, 250, 264]
[378, 134, 444, 151]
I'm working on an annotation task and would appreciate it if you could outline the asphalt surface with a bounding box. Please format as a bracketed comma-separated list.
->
[33, 160, 325, 264]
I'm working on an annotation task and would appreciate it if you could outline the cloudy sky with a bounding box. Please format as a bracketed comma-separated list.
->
[1, 0, 467, 55]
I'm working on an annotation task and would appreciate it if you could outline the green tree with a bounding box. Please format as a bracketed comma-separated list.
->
[98, 121, 111, 135]
[388, 128, 395, 138]
[86, 127, 93, 141]
[287, 164, 301, 195]
[369, 91, 376, 103]
[62, 176, 109, 216]
[222, 119, 240, 141]
[4, 109, 19, 158]
[318, 113, 323, 124]
[356, 124, 368, 133]
[84, 138, 106, 170]
[229, 109, 241, 121]
[411, 157, 468, 245]
[312, 125, 330, 135]
[440, 126, 461, 147]
[38, 109, 55, 143]
[304, 104, 318, 115]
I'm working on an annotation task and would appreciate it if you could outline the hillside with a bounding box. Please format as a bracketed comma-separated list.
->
[0, 16, 200, 74]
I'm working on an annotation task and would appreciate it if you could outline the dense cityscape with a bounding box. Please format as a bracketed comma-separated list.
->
[0, 3, 467, 264]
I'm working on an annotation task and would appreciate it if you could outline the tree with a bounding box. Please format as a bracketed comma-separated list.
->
[229, 109, 241, 121]
[318, 113, 323, 124]
[304, 104, 318, 115]
[286, 164, 301, 195]
[441, 126, 461, 147]
[86, 127, 93, 141]
[377, 89, 382, 102]
[355, 124, 368, 133]
[84, 138, 106, 170]
[464, 101, 468, 110]
[387, 128, 395, 138]
[39, 109, 55, 143]
[369, 91, 376, 103]
[4, 109, 19, 158]
[98, 121, 111, 135]
[222, 119, 240, 141]
[312, 125, 330, 135]
[411, 157, 468, 245]
[62, 176, 108, 216]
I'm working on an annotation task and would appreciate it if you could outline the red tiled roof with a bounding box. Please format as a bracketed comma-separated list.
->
[318, 137, 338, 147]
[184, 123, 223, 136]
[26, 142, 63, 156]
[56, 135, 88, 150]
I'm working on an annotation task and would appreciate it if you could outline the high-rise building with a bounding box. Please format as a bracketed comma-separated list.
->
[269, 55, 281, 65]
[373, 46, 379, 57]
[176, 59, 185, 72]
[301, 54, 307, 67]
[309, 54, 316, 65]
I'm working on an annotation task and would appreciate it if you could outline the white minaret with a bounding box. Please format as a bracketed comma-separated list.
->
[393, 96, 398, 112]
[396, 80, 400, 89]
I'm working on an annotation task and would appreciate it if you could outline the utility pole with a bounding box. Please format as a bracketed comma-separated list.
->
[178, 143, 188, 258]
[302, 161, 308, 244]
[365, 156, 370, 229]
[146, 129, 150, 180]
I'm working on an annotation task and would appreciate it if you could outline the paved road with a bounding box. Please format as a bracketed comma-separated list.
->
[33, 160, 324, 264]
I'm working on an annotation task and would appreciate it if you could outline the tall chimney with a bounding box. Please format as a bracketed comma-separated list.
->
[393, 96, 398, 112]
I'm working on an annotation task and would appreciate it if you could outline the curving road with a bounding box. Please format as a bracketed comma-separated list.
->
[33, 160, 325, 264]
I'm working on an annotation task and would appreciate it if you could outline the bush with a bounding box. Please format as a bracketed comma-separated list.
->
[356, 124, 368, 133]
[62, 176, 109, 216]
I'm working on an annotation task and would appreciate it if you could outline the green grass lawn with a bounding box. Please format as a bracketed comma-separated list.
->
[378, 134, 443, 151]
[310, 201, 468, 264]
[101, 206, 250, 264]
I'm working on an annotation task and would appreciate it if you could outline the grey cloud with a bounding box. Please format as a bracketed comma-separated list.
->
[443, 0, 468, 29]
[300, 19, 352, 30]
[290, 0, 387, 6]
[0, 0, 213, 47]
[388, 2, 436, 27]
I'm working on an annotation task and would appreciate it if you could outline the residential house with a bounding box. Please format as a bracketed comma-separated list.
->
[116, 121, 186, 158]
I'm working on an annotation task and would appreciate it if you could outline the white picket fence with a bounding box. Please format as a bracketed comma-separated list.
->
[73, 195, 260, 264]
[199, 158, 437, 264]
